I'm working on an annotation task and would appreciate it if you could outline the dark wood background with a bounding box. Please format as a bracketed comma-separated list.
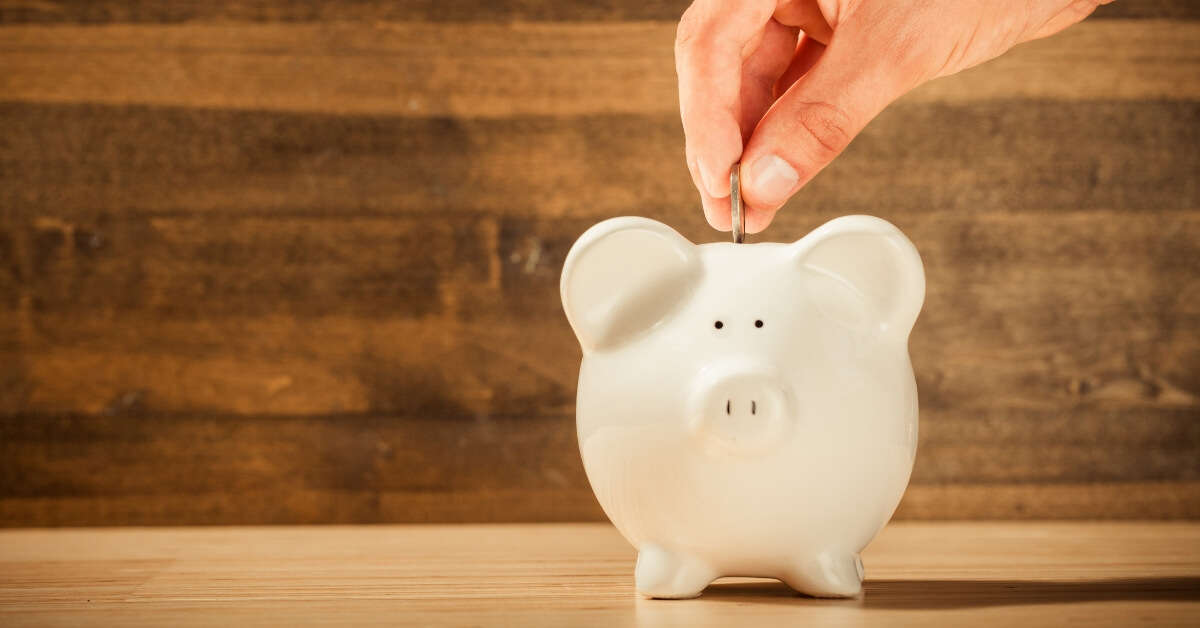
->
[1, 0, 1197, 526]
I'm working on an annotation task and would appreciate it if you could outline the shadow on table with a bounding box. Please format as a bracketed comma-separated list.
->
[685, 576, 1200, 610]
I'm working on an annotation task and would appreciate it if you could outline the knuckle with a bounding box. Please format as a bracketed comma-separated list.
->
[790, 101, 854, 162]
[674, 4, 706, 54]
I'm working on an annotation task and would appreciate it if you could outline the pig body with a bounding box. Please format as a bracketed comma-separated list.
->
[561, 216, 925, 599]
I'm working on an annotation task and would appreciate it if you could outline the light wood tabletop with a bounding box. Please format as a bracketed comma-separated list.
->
[1, 522, 1197, 627]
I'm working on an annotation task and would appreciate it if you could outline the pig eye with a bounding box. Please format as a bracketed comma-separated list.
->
[714, 321, 724, 329]
[755, 320, 764, 328]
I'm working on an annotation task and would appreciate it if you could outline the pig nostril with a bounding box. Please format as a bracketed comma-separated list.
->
[755, 320, 763, 328]
[714, 321, 724, 330]
[751, 400, 757, 415]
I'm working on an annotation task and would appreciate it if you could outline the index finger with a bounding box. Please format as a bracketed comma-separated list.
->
[675, 0, 777, 201]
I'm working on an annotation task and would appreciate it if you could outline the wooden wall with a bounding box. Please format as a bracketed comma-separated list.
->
[0, 0, 1197, 525]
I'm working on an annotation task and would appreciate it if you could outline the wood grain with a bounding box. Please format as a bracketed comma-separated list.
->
[0, 0, 1194, 23]
[0, 523, 1197, 626]
[3, 210, 1196, 415]
[0, 0, 698, 23]
[1, 20, 1196, 118]
[1, 408, 1197, 525]
[2, 101, 1196, 219]
[2, 210, 1198, 523]
[0, 0, 1197, 525]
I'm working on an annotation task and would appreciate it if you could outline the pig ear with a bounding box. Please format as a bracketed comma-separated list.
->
[792, 216, 925, 337]
[561, 217, 701, 353]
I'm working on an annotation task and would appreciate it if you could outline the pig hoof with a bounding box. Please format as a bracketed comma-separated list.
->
[635, 544, 716, 599]
[783, 551, 864, 598]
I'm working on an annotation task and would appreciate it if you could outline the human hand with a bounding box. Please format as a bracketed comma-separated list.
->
[676, 0, 1112, 232]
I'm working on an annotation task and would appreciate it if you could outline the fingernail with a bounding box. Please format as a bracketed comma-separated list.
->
[697, 160, 728, 199]
[696, 159, 713, 195]
[749, 155, 799, 206]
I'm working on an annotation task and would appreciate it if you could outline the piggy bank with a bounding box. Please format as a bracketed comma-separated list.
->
[559, 215, 925, 599]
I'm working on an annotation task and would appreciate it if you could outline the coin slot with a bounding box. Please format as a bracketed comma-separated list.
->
[751, 400, 757, 415]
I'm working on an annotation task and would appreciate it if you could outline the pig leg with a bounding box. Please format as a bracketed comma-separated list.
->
[781, 551, 864, 598]
[634, 543, 717, 599]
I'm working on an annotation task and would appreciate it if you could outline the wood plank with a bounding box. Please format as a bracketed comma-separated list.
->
[0, 0, 1192, 23]
[0, 21, 1196, 118]
[1, 101, 1196, 219]
[0, 0, 695, 23]
[2, 408, 1191, 496]
[0, 21, 679, 117]
[897, 482, 1200, 519]
[2, 209, 1196, 417]
[913, 408, 1200, 485]
[0, 523, 1198, 626]
[3, 483, 1197, 526]
[1094, 0, 1200, 19]
[1, 406, 1196, 525]
[908, 20, 1200, 104]
[0, 105, 693, 218]
[4, 319, 581, 418]
[0, 413, 605, 525]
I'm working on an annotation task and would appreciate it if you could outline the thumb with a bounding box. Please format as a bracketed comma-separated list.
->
[740, 39, 909, 220]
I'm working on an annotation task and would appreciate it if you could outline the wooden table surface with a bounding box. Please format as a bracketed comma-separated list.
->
[1, 522, 1198, 627]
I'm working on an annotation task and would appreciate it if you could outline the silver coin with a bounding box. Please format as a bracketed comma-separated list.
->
[731, 163, 745, 244]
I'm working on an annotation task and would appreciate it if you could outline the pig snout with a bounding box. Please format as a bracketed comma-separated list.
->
[687, 360, 793, 456]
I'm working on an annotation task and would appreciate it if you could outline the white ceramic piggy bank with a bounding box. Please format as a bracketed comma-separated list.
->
[560, 215, 925, 599]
